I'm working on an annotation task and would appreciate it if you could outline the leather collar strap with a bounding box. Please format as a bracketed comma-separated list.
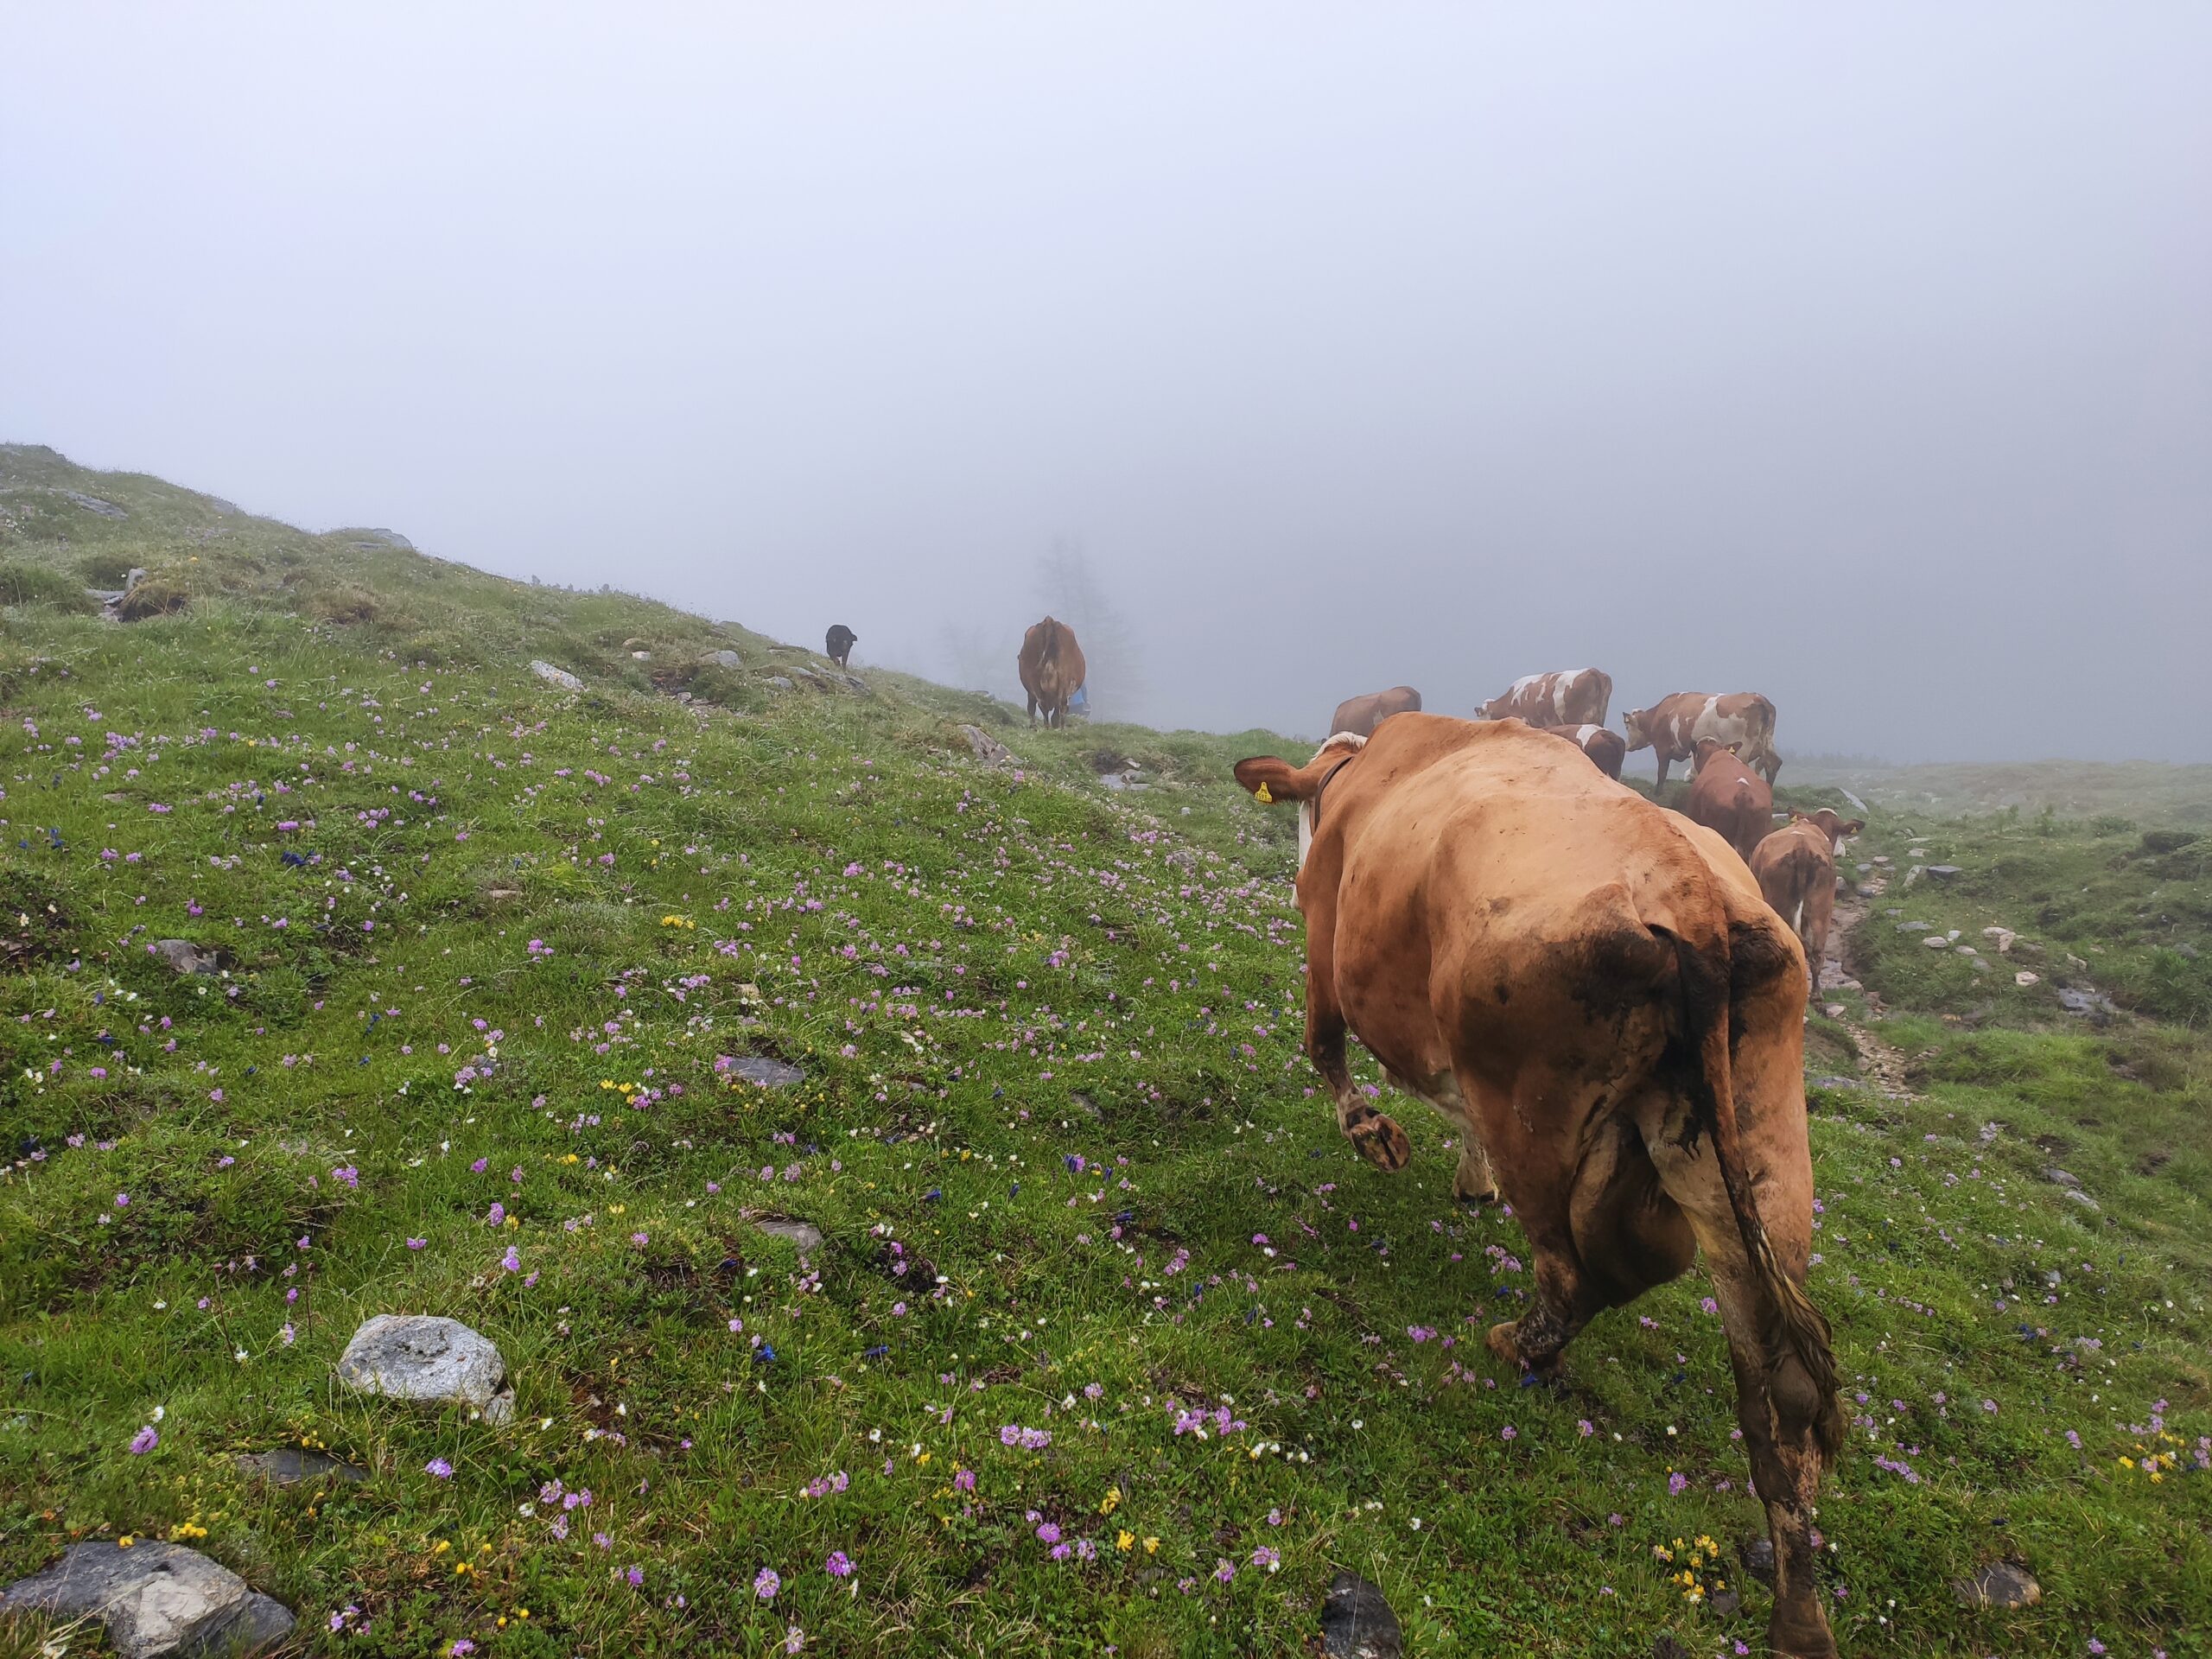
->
[1309, 755, 1357, 832]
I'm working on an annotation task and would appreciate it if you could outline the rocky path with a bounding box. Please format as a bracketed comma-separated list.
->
[1816, 864, 1915, 1099]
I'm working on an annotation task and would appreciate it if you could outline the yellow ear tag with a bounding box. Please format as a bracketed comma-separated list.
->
[1254, 782, 1274, 804]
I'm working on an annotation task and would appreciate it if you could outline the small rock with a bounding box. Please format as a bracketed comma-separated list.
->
[630, 650, 651, 661]
[766, 676, 795, 690]
[1902, 865, 1924, 887]
[1982, 926, 2018, 953]
[2, 1541, 293, 1658]
[1895, 920, 1930, 933]
[1871, 855, 1891, 865]
[1923, 934, 1950, 950]
[699, 650, 743, 669]
[1821, 1003, 1847, 1019]
[236, 1447, 367, 1486]
[1953, 1560, 2041, 1609]
[2014, 970, 2040, 987]
[1708, 1589, 1742, 1619]
[530, 660, 582, 690]
[753, 1218, 824, 1254]
[1926, 865, 1962, 880]
[725, 1056, 804, 1088]
[1811, 1075, 1866, 1091]
[1738, 1536, 1776, 1586]
[350, 527, 413, 550]
[2056, 986, 2117, 1021]
[2063, 1188, 2101, 1211]
[1649, 1639, 1689, 1659]
[959, 725, 1016, 767]
[150, 938, 222, 976]
[2044, 1167, 2080, 1188]
[60, 489, 129, 519]
[1319, 1570, 1402, 1659]
[1856, 883, 1878, 897]
[336, 1314, 513, 1425]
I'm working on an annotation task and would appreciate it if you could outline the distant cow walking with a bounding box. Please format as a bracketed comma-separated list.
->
[1684, 738, 1774, 862]
[824, 624, 857, 668]
[1477, 668, 1612, 728]
[1018, 617, 1087, 728]
[1624, 692, 1781, 788]
[1540, 723, 1627, 779]
[1329, 685, 1421, 739]
[1751, 810, 1864, 994]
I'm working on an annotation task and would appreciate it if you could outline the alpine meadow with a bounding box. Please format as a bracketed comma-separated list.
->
[3, 446, 2209, 1658]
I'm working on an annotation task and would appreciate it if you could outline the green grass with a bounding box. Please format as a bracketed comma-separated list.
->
[3, 448, 2209, 1656]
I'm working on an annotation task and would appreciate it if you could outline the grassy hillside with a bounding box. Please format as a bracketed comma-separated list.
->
[3, 448, 2209, 1657]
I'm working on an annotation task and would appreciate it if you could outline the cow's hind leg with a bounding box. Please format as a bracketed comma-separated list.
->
[1383, 1065, 1497, 1202]
[1307, 957, 1410, 1174]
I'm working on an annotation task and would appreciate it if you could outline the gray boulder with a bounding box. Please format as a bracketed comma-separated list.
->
[530, 660, 582, 690]
[1953, 1560, 2041, 1609]
[151, 939, 223, 976]
[336, 1314, 513, 1424]
[752, 1217, 825, 1254]
[699, 650, 743, 670]
[1320, 1570, 1402, 1658]
[60, 490, 128, 520]
[959, 725, 1016, 767]
[2, 1541, 293, 1657]
[347, 528, 413, 550]
[766, 676, 795, 690]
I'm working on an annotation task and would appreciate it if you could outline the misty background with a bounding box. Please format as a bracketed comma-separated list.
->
[3, 4, 2208, 760]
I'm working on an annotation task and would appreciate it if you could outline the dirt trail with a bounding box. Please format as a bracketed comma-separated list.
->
[1818, 867, 1914, 1098]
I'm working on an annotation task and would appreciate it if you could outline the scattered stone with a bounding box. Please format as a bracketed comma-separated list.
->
[150, 938, 223, 976]
[1926, 864, 1962, 880]
[1953, 1560, 2041, 1610]
[1649, 1639, 1689, 1659]
[959, 725, 1016, 767]
[630, 650, 651, 661]
[1810, 1075, 1866, 1091]
[530, 660, 582, 690]
[699, 649, 743, 669]
[1708, 1588, 1742, 1619]
[2014, 970, 2040, 987]
[1821, 1003, 1847, 1019]
[766, 676, 795, 690]
[1923, 934, 1951, 950]
[349, 528, 414, 550]
[1982, 926, 2018, 953]
[1871, 855, 1891, 866]
[2, 1541, 294, 1658]
[753, 1217, 824, 1254]
[725, 1056, 804, 1088]
[1902, 866, 1923, 887]
[2063, 1188, 2101, 1211]
[2044, 1166, 2080, 1187]
[236, 1447, 366, 1486]
[2056, 986, 2118, 1021]
[1855, 883, 1878, 898]
[60, 489, 128, 519]
[1319, 1570, 1402, 1659]
[336, 1314, 513, 1425]
[1738, 1536, 1776, 1586]
[1896, 919, 1930, 933]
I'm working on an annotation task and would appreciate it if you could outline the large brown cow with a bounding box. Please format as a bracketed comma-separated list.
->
[1477, 667, 1611, 728]
[1751, 809, 1864, 994]
[1016, 617, 1087, 728]
[1233, 715, 1841, 1657]
[1623, 691, 1781, 787]
[1539, 722, 1627, 779]
[1329, 684, 1421, 738]
[1684, 737, 1774, 862]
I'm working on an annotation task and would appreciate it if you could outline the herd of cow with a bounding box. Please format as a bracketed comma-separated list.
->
[1230, 673, 1859, 1659]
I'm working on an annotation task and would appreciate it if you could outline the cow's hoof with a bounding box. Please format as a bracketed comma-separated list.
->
[1347, 1114, 1411, 1172]
[1484, 1320, 1524, 1369]
[1767, 1610, 1839, 1659]
[1454, 1186, 1500, 1210]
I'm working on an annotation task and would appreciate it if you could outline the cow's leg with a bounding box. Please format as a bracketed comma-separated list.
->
[1654, 753, 1671, 791]
[1382, 1065, 1497, 1202]
[1307, 947, 1410, 1173]
[1454, 1138, 1499, 1205]
[1638, 1101, 1837, 1658]
[1026, 691, 1038, 723]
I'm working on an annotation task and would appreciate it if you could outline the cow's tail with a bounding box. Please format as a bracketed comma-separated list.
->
[1669, 928, 1843, 1467]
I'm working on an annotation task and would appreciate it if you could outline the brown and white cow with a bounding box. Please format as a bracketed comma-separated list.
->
[1751, 809, 1865, 994]
[1477, 667, 1612, 728]
[1017, 617, 1087, 728]
[1539, 722, 1627, 779]
[1234, 715, 1841, 1658]
[1329, 684, 1421, 739]
[1683, 737, 1774, 862]
[1623, 692, 1781, 787]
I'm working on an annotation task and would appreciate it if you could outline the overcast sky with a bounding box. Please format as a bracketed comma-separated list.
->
[4, 4, 2208, 760]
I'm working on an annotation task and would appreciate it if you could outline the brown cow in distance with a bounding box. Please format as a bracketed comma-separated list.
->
[1540, 722, 1627, 779]
[1477, 667, 1611, 728]
[1017, 617, 1086, 728]
[1624, 691, 1781, 787]
[1684, 737, 1774, 862]
[1233, 715, 1841, 1658]
[1752, 809, 1865, 993]
[1329, 684, 1421, 738]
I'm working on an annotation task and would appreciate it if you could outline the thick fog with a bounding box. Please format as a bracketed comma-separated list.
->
[4, 5, 2208, 761]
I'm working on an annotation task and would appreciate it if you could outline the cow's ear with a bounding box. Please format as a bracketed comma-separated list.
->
[1727, 741, 1744, 756]
[1233, 757, 1299, 804]
[1841, 819, 1866, 837]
